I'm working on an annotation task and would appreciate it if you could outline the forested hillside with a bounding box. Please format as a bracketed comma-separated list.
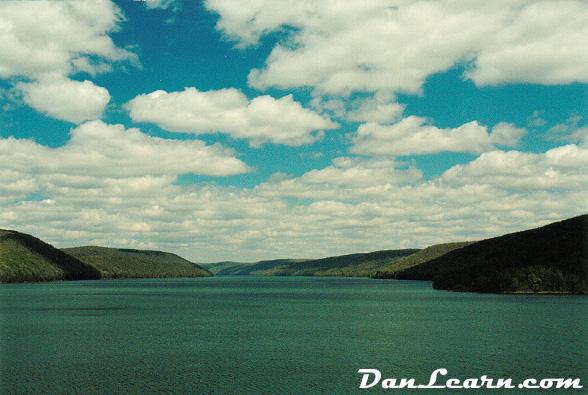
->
[393, 215, 587, 294]
[0, 230, 101, 283]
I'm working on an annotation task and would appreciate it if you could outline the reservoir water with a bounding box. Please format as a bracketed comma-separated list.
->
[1, 276, 586, 394]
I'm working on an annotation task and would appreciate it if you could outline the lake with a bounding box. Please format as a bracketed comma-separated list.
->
[1, 276, 586, 394]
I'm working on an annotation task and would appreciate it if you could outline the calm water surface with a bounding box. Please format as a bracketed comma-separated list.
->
[1, 277, 586, 394]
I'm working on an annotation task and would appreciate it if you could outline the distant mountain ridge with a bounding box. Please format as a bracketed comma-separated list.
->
[0, 231, 211, 283]
[206, 259, 303, 276]
[63, 246, 212, 279]
[207, 249, 420, 277]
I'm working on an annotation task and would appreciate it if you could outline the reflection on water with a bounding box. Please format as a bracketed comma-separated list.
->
[1, 277, 586, 395]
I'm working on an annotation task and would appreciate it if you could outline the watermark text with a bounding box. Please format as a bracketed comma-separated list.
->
[358, 368, 583, 390]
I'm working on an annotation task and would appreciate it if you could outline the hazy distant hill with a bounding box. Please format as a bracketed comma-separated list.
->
[206, 259, 305, 276]
[203, 260, 290, 275]
[63, 246, 212, 279]
[372, 242, 473, 278]
[393, 214, 588, 294]
[0, 230, 101, 283]
[201, 261, 244, 275]
[209, 249, 420, 277]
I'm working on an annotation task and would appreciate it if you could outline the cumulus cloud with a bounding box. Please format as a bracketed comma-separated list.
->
[205, 0, 588, 95]
[0, 120, 250, 182]
[126, 88, 338, 146]
[351, 116, 525, 156]
[464, 1, 588, 86]
[489, 122, 527, 148]
[312, 92, 405, 124]
[254, 157, 423, 203]
[17, 77, 111, 123]
[142, 0, 179, 10]
[441, 145, 588, 191]
[547, 115, 588, 145]
[0, 0, 134, 78]
[301, 157, 422, 187]
[0, 0, 136, 122]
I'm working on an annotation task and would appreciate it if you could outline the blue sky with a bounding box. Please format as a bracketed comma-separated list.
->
[1, 0, 587, 262]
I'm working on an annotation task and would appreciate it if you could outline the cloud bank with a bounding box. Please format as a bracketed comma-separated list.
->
[127, 88, 338, 146]
[0, 120, 249, 201]
[351, 117, 526, 156]
[2, 127, 586, 261]
[17, 77, 111, 123]
[206, 0, 588, 95]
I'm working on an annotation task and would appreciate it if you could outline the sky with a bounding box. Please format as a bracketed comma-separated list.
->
[0, 0, 587, 263]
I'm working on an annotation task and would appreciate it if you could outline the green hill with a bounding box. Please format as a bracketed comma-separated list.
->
[1, 229, 212, 283]
[201, 261, 247, 275]
[372, 242, 473, 278]
[62, 246, 212, 279]
[393, 214, 588, 294]
[211, 249, 420, 277]
[0, 230, 101, 283]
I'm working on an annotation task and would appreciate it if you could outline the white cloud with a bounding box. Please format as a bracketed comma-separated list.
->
[489, 122, 527, 148]
[464, 1, 588, 86]
[295, 157, 422, 188]
[143, 0, 179, 10]
[441, 145, 588, 191]
[254, 157, 423, 203]
[351, 116, 525, 156]
[528, 111, 548, 128]
[547, 115, 588, 145]
[312, 91, 405, 124]
[18, 77, 110, 123]
[0, 0, 136, 122]
[126, 88, 338, 146]
[244, 149, 586, 259]
[0, 120, 250, 181]
[0, 0, 134, 79]
[205, 0, 588, 96]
